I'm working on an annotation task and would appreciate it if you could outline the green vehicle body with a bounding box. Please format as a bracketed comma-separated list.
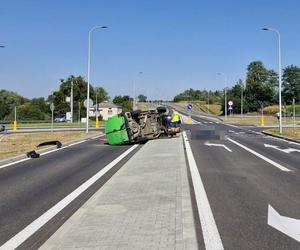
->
[105, 107, 181, 145]
[105, 115, 131, 145]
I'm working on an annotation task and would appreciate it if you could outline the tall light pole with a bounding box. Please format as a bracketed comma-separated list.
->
[241, 80, 244, 118]
[218, 73, 227, 120]
[86, 25, 108, 133]
[207, 90, 210, 114]
[71, 80, 74, 123]
[262, 27, 282, 133]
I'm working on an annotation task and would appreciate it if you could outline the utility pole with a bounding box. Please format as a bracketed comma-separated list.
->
[241, 81, 244, 118]
[71, 80, 74, 123]
[207, 91, 210, 114]
[293, 98, 296, 129]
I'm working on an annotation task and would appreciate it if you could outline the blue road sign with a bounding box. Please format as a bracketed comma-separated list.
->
[187, 104, 193, 110]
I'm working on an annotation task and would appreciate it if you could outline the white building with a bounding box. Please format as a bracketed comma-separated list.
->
[89, 102, 122, 121]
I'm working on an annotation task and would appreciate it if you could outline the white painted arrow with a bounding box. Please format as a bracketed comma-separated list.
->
[264, 144, 300, 154]
[204, 142, 232, 152]
[268, 205, 300, 243]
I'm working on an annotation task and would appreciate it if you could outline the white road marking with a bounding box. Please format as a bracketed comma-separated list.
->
[0, 158, 31, 170]
[264, 144, 300, 154]
[227, 138, 291, 172]
[228, 130, 235, 133]
[204, 142, 232, 152]
[268, 205, 300, 243]
[0, 144, 139, 250]
[249, 130, 262, 135]
[182, 131, 224, 250]
[224, 123, 239, 128]
[0, 135, 105, 170]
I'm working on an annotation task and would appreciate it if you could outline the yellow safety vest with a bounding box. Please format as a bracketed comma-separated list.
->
[171, 111, 180, 122]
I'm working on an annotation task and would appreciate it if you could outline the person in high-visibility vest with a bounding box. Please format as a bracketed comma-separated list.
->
[171, 109, 181, 127]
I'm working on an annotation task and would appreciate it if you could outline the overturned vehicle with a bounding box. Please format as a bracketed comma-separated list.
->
[105, 107, 180, 145]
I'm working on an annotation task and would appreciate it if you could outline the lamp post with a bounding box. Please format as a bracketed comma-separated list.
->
[71, 80, 73, 123]
[86, 25, 108, 133]
[241, 80, 244, 118]
[262, 27, 282, 133]
[218, 73, 227, 120]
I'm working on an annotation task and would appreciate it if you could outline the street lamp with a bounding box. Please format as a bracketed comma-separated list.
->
[86, 25, 108, 133]
[218, 73, 228, 120]
[262, 27, 282, 133]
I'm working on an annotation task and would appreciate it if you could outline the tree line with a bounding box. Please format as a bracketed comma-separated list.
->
[173, 61, 300, 114]
[0, 75, 109, 121]
[0, 75, 150, 121]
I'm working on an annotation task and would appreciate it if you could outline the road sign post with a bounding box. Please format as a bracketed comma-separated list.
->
[187, 103, 193, 123]
[228, 101, 233, 116]
[50, 103, 54, 132]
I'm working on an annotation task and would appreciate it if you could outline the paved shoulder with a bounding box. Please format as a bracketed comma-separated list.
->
[41, 135, 198, 249]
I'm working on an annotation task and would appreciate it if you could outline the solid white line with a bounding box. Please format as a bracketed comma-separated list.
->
[227, 138, 291, 172]
[0, 144, 139, 250]
[0, 135, 105, 170]
[182, 131, 224, 250]
[0, 158, 31, 170]
[224, 123, 239, 128]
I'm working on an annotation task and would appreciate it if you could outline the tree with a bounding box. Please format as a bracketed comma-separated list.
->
[137, 94, 147, 102]
[113, 95, 133, 112]
[244, 61, 277, 112]
[282, 65, 300, 104]
[0, 90, 28, 120]
[48, 75, 109, 121]
[93, 86, 109, 104]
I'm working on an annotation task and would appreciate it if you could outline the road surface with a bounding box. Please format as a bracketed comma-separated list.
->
[0, 136, 141, 249]
[183, 114, 300, 249]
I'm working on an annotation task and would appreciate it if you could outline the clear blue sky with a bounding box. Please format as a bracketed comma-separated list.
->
[1, 0, 300, 100]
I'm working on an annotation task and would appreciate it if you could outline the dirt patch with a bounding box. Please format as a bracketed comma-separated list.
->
[0, 131, 100, 160]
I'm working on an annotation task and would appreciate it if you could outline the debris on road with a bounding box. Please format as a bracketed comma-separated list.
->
[37, 140, 62, 149]
[26, 150, 40, 158]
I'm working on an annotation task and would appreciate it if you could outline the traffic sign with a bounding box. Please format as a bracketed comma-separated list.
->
[228, 100, 233, 106]
[84, 99, 94, 108]
[187, 103, 193, 110]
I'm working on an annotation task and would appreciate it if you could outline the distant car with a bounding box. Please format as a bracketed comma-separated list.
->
[54, 115, 66, 122]
[0, 124, 5, 132]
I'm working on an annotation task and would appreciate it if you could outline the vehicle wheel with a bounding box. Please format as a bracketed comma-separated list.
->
[131, 110, 141, 118]
[157, 106, 167, 113]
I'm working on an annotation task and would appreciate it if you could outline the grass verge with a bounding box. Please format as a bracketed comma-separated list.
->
[265, 127, 300, 140]
[0, 131, 100, 160]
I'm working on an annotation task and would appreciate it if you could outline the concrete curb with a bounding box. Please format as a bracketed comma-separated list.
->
[262, 130, 300, 144]
[0, 133, 104, 167]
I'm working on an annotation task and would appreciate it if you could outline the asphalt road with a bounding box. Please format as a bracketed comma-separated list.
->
[183, 114, 300, 249]
[0, 137, 141, 249]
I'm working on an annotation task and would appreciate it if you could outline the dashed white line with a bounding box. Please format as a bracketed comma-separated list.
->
[0, 144, 139, 250]
[227, 137, 291, 172]
[182, 131, 224, 250]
